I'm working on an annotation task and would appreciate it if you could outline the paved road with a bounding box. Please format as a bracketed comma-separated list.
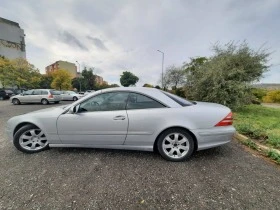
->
[0, 100, 280, 209]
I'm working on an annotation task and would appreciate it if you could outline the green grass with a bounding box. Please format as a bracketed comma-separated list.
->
[241, 139, 258, 150]
[234, 105, 280, 149]
[266, 150, 280, 164]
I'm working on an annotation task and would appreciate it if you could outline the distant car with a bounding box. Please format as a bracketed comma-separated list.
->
[0, 89, 14, 100]
[6, 87, 235, 161]
[10, 89, 61, 105]
[84, 90, 95, 96]
[78, 92, 84, 95]
[60, 91, 83, 101]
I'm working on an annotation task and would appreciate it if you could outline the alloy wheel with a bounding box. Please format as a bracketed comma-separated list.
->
[162, 132, 190, 159]
[19, 129, 48, 151]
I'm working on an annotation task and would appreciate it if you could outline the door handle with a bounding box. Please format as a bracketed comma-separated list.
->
[113, 115, 126, 120]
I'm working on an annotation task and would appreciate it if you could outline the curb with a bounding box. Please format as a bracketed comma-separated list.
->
[234, 132, 280, 156]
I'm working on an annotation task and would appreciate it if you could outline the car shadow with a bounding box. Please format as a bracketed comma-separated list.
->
[50, 145, 230, 162]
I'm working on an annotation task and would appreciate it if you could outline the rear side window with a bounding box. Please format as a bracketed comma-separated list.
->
[50, 90, 61, 95]
[33, 90, 42, 95]
[42, 91, 48, 95]
[162, 91, 193, 107]
[127, 93, 166, 110]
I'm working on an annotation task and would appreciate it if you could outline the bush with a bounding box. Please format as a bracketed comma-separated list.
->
[251, 88, 267, 100]
[263, 90, 280, 103]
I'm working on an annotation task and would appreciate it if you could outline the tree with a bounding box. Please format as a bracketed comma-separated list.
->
[184, 41, 270, 109]
[0, 56, 14, 88]
[120, 71, 139, 87]
[11, 58, 42, 89]
[82, 67, 96, 90]
[164, 65, 185, 90]
[51, 69, 72, 90]
[39, 74, 53, 89]
[143, 83, 154, 88]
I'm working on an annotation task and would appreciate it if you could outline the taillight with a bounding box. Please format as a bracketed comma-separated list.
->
[215, 112, 233, 126]
[48, 94, 53, 99]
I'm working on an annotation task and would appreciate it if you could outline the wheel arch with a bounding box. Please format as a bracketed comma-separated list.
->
[153, 126, 198, 152]
[13, 122, 40, 136]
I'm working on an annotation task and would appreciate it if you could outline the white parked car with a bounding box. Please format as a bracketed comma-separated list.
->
[60, 91, 83, 101]
[10, 89, 61, 105]
[6, 87, 235, 161]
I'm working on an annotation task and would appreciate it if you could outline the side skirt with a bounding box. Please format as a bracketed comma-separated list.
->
[49, 144, 154, 152]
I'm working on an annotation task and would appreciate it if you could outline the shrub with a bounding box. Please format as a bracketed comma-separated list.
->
[251, 88, 267, 101]
[263, 90, 280, 103]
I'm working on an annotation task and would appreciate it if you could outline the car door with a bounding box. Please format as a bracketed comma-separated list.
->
[124, 92, 168, 146]
[31, 90, 42, 102]
[20, 90, 34, 102]
[57, 91, 130, 145]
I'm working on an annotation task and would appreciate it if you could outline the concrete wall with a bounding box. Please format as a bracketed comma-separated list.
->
[0, 17, 26, 59]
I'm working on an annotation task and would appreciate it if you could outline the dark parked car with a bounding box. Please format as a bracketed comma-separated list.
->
[0, 89, 14, 100]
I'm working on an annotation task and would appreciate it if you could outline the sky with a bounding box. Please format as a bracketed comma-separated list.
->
[1, 0, 280, 86]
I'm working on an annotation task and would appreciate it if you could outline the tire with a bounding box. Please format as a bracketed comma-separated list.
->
[157, 128, 194, 162]
[41, 99, 49, 105]
[12, 98, 21, 105]
[13, 124, 49, 154]
[73, 97, 78, 101]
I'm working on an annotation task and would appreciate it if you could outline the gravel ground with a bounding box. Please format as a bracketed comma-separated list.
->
[0, 100, 280, 209]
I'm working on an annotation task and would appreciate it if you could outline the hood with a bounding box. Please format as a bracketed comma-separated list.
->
[24, 105, 67, 116]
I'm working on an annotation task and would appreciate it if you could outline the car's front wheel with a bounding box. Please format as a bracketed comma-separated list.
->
[73, 96, 78, 101]
[157, 128, 194, 162]
[13, 124, 49, 153]
[12, 98, 21, 105]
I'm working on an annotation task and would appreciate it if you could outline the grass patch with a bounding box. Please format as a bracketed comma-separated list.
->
[241, 139, 258, 150]
[266, 150, 280, 164]
[234, 105, 280, 149]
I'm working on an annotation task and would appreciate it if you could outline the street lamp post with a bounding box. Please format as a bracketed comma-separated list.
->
[76, 61, 81, 92]
[157, 50, 164, 89]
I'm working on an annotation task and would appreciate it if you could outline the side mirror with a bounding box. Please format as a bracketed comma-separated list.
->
[69, 105, 80, 114]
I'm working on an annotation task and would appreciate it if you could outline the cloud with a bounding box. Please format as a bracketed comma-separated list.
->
[59, 31, 88, 51]
[0, 0, 280, 85]
[87, 36, 108, 51]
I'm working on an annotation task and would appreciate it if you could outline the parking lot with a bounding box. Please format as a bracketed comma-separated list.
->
[0, 100, 280, 209]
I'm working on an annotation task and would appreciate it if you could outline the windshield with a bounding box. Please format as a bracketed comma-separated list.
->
[162, 91, 193, 107]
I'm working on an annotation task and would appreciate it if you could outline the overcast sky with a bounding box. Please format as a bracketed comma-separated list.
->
[1, 0, 280, 85]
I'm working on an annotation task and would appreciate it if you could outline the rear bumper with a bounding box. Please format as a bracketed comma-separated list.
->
[191, 126, 236, 151]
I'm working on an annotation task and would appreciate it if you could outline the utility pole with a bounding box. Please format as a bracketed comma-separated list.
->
[157, 50, 164, 89]
[75, 61, 81, 92]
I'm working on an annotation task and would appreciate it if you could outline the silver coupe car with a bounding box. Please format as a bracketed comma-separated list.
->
[6, 87, 235, 161]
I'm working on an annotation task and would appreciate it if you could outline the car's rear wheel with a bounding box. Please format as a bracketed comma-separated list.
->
[13, 124, 49, 153]
[12, 98, 20, 105]
[73, 96, 78, 101]
[157, 128, 194, 162]
[41, 99, 49, 105]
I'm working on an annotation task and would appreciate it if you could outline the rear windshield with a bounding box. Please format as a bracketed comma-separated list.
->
[50, 90, 61, 95]
[162, 91, 193, 107]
